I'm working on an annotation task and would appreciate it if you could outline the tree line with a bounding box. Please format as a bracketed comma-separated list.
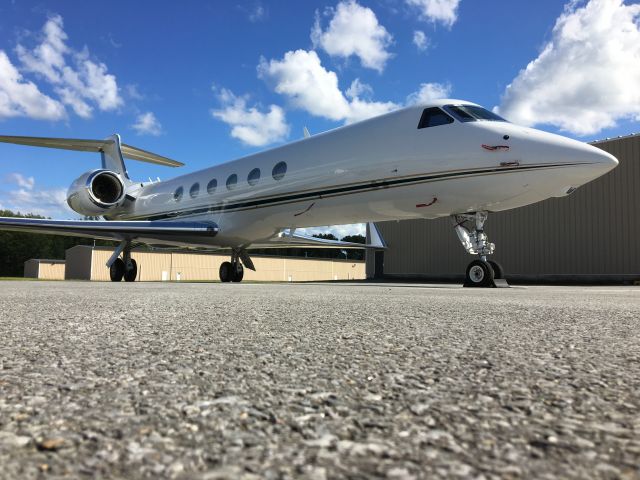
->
[0, 210, 366, 277]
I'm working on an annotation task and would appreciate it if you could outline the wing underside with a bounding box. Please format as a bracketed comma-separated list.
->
[0, 217, 219, 248]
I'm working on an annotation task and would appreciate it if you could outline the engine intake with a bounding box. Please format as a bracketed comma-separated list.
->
[67, 169, 126, 216]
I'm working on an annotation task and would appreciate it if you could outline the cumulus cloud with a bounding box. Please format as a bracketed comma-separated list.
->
[7, 173, 35, 190]
[16, 14, 122, 119]
[497, 0, 640, 136]
[0, 51, 66, 120]
[1, 173, 71, 218]
[406, 82, 452, 105]
[132, 112, 163, 136]
[413, 30, 429, 51]
[311, 0, 393, 72]
[406, 0, 461, 27]
[258, 49, 398, 124]
[211, 88, 289, 147]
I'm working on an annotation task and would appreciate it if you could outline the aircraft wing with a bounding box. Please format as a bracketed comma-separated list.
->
[249, 223, 387, 249]
[0, 217, 218, 247]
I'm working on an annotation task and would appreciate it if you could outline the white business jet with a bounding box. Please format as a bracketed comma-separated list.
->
[0, 100, 618, 287]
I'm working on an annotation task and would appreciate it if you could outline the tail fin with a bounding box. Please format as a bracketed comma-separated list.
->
[0, 134, 183, 179]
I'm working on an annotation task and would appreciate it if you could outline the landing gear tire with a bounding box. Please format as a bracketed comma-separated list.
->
[465, 260, 495, 288]
[488, 260, 504, 280]
[219, 261, 233, 282]
[124, 259, 138, 282]
[110, 258, 125, 282]
[231, 264, 244, 282]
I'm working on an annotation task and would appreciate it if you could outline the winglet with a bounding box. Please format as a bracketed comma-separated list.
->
[366, 222, 387, 249]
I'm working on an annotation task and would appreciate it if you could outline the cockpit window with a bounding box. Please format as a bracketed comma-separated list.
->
[444, 105, 507, 122]
[417, 107, 454, 129]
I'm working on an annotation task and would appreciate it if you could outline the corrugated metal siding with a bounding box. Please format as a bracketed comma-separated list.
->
[37, 262, 65, 280]
[65, 246, 93, 280]
[23, 259, 39, 278]
[372, 135, 640, 279]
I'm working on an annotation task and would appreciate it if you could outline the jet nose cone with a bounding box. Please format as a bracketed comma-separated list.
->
[588, 145, 619, 172]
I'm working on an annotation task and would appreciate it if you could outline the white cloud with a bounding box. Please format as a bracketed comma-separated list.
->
[6, 173, 35, 190]
[413, 30, 429, 51]
[132, 112, 163, 136]
[211, 88, 289, 146]
[248, 3, 267, 22]
[0, 50, 66, 120]
[258, 49, 398, 124]
[406, 0, 461, 27]
[496, 0, 640, 136]
[1, 174, 72, 218]
[16, 14, 122, 119]
[311, 0, 393, 72]
[345, 78, 373, 99]
[406, 82, 452, 105]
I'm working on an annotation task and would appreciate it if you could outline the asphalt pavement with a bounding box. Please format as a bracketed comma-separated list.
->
[1, 281, 639, 479]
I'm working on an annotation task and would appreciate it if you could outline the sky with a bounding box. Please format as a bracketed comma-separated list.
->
[0, 0, 639, 238]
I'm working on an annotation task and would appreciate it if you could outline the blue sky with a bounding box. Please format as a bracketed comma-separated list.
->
[1, 0, 639, 236]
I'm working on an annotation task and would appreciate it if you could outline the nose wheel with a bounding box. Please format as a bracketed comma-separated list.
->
[453, 212, 509, 288]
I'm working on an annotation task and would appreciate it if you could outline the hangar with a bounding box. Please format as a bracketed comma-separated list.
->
[367, 134, 640, 283]
[24, 246, 365, 282]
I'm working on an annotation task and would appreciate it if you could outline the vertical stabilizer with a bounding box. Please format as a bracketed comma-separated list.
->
[101, 134, 130, 179]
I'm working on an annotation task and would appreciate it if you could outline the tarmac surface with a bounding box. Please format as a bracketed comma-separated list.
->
[0, 280, 639, 479]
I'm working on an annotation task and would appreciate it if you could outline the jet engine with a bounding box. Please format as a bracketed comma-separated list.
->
[67, 169, 126, 216]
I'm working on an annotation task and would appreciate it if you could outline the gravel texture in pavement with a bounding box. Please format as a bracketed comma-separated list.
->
[0, 281, 639, 479]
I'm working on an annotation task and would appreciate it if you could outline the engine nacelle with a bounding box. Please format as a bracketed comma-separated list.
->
[67, 169, 126, 216]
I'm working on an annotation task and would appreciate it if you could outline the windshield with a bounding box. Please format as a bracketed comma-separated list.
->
[444, 105, 507, 122]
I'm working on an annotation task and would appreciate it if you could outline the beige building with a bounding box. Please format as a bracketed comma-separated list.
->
[23, 259, 66, 280]
[367, 134, 640, 283]
[64, 246, 365, 282]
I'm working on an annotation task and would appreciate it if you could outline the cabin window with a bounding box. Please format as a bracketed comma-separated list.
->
[173, 186, 183, 201]
[272, 161, 287, 181]
[207, 178, 217, 194]
[226, 174, 238, 190]
[248, 168, 261, 186]
[444, 105, 507, 122]
[189, 182, 200, 198]
[417, 107, 454, 129]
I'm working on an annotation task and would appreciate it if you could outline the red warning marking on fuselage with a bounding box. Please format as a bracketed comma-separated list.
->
[416, 197, 437, 208]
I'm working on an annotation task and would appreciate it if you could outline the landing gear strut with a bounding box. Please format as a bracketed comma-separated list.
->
[219, 249, 251, 282]
[108, 241, 138, 282]
[452, 212, 509, 288]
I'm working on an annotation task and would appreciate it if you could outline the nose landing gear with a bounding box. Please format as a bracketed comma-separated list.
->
[452, 212, 509, 288]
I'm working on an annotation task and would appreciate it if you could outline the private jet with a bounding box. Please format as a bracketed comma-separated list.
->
[0, 100, 618, 287]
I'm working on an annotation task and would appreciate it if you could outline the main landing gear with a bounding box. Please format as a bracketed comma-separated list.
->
[452, 211, 509, 288]
[219, 249, 254, 283]
[109, 241, 138, 282]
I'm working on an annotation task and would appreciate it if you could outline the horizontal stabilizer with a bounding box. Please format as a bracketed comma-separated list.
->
[0, 135, 183, 167]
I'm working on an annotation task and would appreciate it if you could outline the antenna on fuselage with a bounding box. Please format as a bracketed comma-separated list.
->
[303, 127, 311, 139]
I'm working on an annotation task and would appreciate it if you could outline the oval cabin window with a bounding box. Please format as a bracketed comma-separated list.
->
[248, 168, 261, 186]
[272, 161, 287, 181]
